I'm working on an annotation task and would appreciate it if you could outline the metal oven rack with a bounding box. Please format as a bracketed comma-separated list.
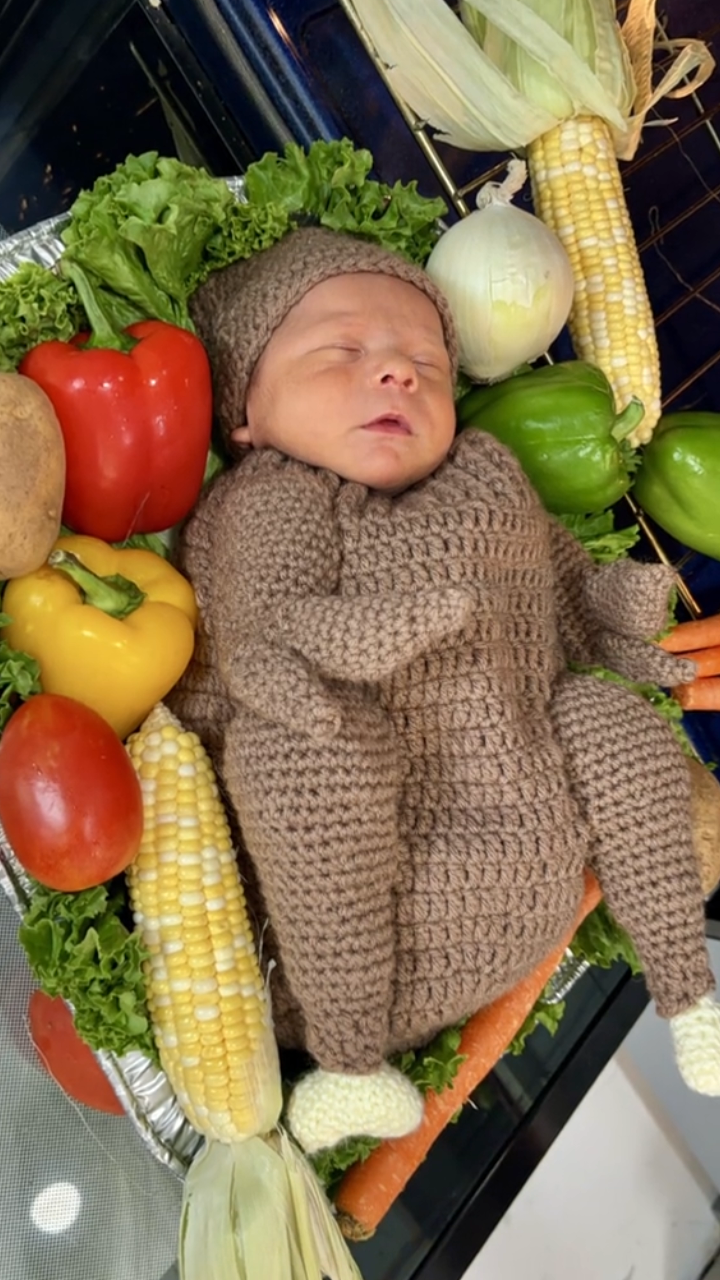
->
[340, 0, 720, 621]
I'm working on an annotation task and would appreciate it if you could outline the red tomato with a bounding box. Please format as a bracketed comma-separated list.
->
[0, 694, 143, 891]
[28, 990, 125, 1114]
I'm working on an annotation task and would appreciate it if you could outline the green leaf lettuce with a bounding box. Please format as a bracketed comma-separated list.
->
[0, 615, 42, 731]
[0, 262, 82, 372]
[52, 140, 447, 343]
[557, 509, 640, 564]
[19, 880, 157, 1060]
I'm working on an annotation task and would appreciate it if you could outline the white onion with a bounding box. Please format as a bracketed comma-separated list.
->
[425, 160, 574, 381]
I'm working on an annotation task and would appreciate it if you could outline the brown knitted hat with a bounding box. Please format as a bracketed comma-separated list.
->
[189, 226, 459, 449]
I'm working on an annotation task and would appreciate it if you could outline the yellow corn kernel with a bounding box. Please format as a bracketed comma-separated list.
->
[528, 115, 661, 445]
[126, 703, 282, 1144]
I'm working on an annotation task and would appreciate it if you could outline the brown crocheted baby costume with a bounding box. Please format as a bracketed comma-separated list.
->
[170, 226, 713, 1075]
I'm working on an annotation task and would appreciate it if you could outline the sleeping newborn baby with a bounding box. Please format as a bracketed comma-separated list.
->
[169, 226, 719, 1154]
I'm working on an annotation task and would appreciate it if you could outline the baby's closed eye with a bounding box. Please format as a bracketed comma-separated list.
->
[413, 354, 451, 376]
[312, 344, 362, 361]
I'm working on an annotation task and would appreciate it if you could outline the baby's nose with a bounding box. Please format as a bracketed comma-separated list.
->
[376, 353, 418, 388]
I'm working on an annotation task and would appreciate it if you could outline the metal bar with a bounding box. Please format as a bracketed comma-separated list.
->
[623, 102, 720, 175]
[455, 158, 511, 201]
[640, 16, 720, 453]
[663, 348, 720, 408]
[637, 181, 720, 253]
[337, 0, 471, 215]
[655, 260, 720, 326]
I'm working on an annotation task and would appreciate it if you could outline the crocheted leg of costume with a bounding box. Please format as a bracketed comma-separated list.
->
[286, 1064, 424, 1154]
[221, 683, 403, 1075]
[550, 672, 714, 1018]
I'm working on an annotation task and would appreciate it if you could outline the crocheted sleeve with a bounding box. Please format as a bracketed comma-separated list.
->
[207, 455, 474, 709]
[451, 432, 693, 685]
[548, 518, 696, 687]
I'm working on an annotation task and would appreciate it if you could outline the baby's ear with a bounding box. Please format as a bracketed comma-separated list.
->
[230, 425, 252, 447]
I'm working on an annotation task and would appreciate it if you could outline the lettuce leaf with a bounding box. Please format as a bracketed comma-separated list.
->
[507, 992, 566, 1056]
[310, 1134, 381, 1198]
[19, 880, 157, 1060]
[243, 139, 445, 265]
[390, 1023, 466, 1094]
[60, 152, 238, 329]
[557, 509, 640, 564]
[244, 139, 378, 214]
[196, 199, 291, 289]
[0, 614, 42, 730]
[569, 900, 641, 975]
[113, 530, 171, 559]
[53, 141, 447, 342]
[0, 262, 82, 371]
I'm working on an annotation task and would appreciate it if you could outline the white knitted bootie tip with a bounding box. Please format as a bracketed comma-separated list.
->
[669, 995, 720, 1096]
[287, 1062, 425, 1155]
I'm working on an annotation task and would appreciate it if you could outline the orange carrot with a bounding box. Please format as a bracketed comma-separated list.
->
[334, 870, 602, 1240]
[659, 613, 720, 654]
[672, 677, 720, 712]
[678, 646, 720, 679]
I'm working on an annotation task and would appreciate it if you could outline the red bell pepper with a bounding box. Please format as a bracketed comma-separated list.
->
[19, 319, 212, 542]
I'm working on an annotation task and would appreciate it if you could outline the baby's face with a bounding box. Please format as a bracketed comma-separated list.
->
[235, 272, 456, 493]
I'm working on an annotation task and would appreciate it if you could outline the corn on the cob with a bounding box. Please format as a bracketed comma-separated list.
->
[126, 702, 282, 1143]
[126, 704, 362, 1280]
[528, 115, 661, 446]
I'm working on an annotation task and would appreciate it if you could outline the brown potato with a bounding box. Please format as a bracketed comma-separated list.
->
[688, 755, 720, 896]
[0, 372, 66, 579]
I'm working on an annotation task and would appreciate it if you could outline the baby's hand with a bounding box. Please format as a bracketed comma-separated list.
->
[669, 994, 720, 1095]
[286, 1063, 424, 1154]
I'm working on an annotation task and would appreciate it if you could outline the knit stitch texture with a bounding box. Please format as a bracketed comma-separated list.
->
[169, 431, 712, 1073]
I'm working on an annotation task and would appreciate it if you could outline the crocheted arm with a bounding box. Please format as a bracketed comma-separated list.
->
[548, 519, 696, 687]
[211, 462, 474, 710]
[274, 588, 473, 681]
[450, 432, 692, 685]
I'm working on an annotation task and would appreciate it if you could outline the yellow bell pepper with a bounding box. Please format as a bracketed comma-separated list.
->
[2, 534, 198, 739]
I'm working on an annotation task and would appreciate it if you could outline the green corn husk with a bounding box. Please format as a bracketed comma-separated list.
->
[341, 0, 713, 159]
[179, 1132, 362, 1280]
[459, 0, 634, 125]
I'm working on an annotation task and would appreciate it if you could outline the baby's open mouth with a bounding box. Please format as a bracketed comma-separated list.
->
[362, 414, 412, 435]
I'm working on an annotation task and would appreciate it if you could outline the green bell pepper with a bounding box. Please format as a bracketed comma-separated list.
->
[632, 412, 720, 560]
[456, 361, 643, 515]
